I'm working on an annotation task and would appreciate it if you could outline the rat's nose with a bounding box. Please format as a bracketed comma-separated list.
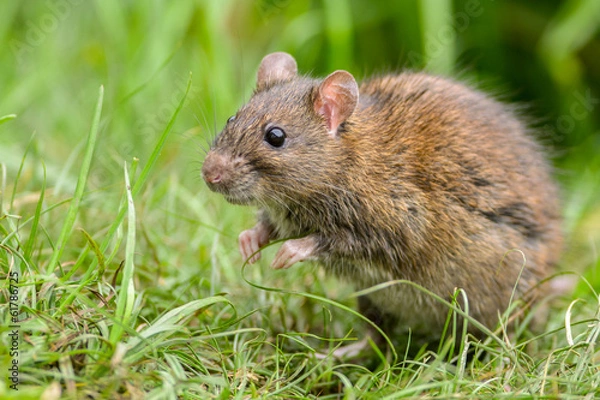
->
[202, 152, 229, 187]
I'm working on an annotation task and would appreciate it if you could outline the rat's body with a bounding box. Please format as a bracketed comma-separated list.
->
[202, 53, 562, 339]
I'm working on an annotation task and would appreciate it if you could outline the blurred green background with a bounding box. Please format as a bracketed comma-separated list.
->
[1, 0, 599, 274]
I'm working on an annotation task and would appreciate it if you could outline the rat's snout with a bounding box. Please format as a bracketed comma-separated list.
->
[202, 152, 232, 190]
[202, 151, 255, 205]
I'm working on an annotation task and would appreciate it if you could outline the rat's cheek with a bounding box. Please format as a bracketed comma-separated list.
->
[271, 235, 318, 270]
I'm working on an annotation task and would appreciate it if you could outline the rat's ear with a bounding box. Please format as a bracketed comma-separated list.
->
[314, 70, 359, 137]
[257, 52, 298, 90]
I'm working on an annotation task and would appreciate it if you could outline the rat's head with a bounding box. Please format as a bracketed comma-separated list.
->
[202, 52, 359, 208]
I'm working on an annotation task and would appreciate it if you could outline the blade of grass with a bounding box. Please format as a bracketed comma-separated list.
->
[79, 228, 106, 279]
[45, 85, 104, 275]
[131, 73, 191, 197]
[119, 48, 180, 106]
[537, 0, 600, 101]
[3, 135, 38, 251]
[0, 113, 17, 125]
[322, 0, 353, 70]
[54, 140, 83, 197]
[24, 160, 46, 266]
[418, 0, 454, 74]
[454, 289, 470, 392]
[9, 133, 35, 213]
[109, 162, 137, 345]
[538, 0, 600, 62]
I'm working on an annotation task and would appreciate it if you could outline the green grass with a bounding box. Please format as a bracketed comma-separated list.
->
[1, 1, 600, 398]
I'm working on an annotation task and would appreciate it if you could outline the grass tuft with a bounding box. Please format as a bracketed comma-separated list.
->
[108, 163, 137, 347]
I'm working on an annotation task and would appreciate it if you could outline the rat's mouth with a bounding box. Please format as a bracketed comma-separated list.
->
[223, 194, 253, 206]
[218, 186, 257, 206]
[205, 184, 253, 205]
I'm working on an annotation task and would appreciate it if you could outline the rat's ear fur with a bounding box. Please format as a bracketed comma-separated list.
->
[314, 70, 359, 137]
[257, 52, 298, 90]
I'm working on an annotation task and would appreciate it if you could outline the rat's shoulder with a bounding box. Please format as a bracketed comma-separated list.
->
[357, 71, 508, 122]
[359, 71, 478, 99]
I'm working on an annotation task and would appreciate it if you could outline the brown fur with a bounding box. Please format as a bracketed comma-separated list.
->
[202, 53, 562, 340]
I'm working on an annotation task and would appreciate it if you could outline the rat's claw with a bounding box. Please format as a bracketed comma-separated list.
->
[271, 236, 317, 270]
[239, 223, 270, 264]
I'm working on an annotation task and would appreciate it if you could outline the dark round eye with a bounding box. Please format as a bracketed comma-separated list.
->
[264, 127, 286, 148]
[227, 115, 236, 123]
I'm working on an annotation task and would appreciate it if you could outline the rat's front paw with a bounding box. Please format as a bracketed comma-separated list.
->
[271, 236, 318, 270]
[239, 223, 270, 264]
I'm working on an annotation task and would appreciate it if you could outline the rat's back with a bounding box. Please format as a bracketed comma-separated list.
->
[343, 72, 563, 333]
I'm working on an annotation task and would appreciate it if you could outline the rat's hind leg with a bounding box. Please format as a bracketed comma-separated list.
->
[358, 295, 399, 348]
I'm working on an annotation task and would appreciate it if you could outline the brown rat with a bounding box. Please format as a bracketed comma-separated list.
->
[202, 52, 562, 341]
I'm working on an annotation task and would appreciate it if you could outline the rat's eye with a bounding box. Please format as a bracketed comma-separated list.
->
[264, 126, 286, 148]
[227, 115, 236, 123]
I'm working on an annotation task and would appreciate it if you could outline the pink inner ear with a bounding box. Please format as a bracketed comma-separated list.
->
[314, 70, 358, 136]
[317, 102, 337, 132]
